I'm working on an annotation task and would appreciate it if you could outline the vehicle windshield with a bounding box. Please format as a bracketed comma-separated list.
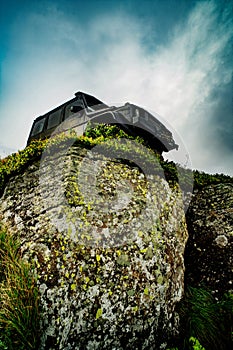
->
[83, 93, 108, 111]
[31, 117, 46, 136]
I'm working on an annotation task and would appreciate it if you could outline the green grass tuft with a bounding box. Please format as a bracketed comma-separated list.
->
[0, 225, 40, 349]
[178, 286, 233, 350]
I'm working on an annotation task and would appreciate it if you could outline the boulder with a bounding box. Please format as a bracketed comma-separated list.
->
[0, 143, 188, 349]
[185, 183, 233, 298]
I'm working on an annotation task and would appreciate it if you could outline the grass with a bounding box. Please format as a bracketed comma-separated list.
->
[0, 225, 40, 350]
[175, 286, 233, 350]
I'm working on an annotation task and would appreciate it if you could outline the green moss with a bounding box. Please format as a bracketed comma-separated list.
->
[1, 123, 232, 199]
[116, 254, 130, 266]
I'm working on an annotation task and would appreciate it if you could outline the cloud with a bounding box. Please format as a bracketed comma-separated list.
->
[0, 0, 232, 175]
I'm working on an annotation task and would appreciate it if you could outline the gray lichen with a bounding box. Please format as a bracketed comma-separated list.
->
[0, 144, 188, 349]
[185, 183, 233, 298]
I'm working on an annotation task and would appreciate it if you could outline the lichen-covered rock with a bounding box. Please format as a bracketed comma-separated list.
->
[0, 143, 188, 349]
[185, 183, 233, 298]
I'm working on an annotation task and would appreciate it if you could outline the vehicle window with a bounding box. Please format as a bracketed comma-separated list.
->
[47, 109, 61, 129]
[84, 94, 108, 110]
[64, 100, 84, 120]
[31, 117, 46, 136]
[84, 94, 103, 107]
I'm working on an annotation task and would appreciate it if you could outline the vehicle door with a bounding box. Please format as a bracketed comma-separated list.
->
[43, 108, 63, 139]
[62, 98, 87, 135]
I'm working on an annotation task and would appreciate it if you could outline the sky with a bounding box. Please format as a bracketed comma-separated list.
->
[0, 0, 232, 175]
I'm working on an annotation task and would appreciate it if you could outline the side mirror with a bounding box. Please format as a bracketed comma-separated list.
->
[70, 105, 83, 113]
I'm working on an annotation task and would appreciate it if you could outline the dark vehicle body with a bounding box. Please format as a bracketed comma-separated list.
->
[27, 92, 178, 153]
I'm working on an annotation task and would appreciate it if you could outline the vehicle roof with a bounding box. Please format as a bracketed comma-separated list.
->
[32, 91, 106, 123]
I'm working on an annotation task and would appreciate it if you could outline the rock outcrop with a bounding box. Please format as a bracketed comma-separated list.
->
[185, 183, 233, 298]
[0, 141, 188, 349]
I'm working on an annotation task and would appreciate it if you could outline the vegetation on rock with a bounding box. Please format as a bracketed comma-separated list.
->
[0, 124, 232, 349]
[0, 124, 232, 198]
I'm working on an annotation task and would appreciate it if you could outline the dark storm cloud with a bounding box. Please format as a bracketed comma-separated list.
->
[209, 80, 233, 152]
[202, 1, 233, 154]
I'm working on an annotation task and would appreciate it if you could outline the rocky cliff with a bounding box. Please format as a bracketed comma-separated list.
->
[0, 138, 188, 349]
[0, 132, 232, 350]
[185, 183, 233, 298]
